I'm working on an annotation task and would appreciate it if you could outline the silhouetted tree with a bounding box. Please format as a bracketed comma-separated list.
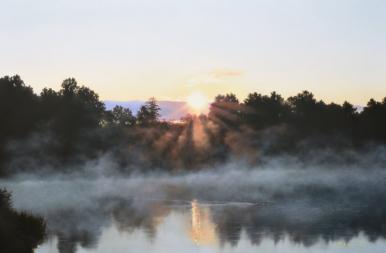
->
[209, 93, 241, 128]
[287, 91, 326, 134]
[57, 78, 105, 131]
[0, 75, 39, 140]
[2, 74, 386, 174]
[111, 106, 136, 127]
[39, 78, 106, 158]
[359, 97, 386, 142]
[40, 88, 60, 121]
[242, 91, 290, 129]
[0, 189, 46, 253]
[137, 97, 161, 126]
[0, 76, 40, 172]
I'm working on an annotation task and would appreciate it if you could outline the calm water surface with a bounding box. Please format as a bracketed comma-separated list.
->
[2, 169, 386, 253]
[33, 199, 386, 253]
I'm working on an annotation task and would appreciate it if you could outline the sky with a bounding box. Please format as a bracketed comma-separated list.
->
[1, 0, 386, 105]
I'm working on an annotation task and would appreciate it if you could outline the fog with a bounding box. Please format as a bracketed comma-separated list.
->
[3, 158, 385, 211]
[1, 147, 386, 253]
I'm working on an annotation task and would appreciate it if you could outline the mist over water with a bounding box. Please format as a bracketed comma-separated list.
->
[2, 154, 386, 253]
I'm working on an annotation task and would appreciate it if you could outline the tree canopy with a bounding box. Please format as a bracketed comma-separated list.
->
[1, 75, 386, 174]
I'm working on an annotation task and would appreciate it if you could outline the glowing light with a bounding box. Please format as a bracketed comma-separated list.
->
[189, 199, 217, 245]
[186, 92, 208, 113]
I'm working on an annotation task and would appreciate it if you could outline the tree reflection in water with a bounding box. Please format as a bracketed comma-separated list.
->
[32, 195, 386, 253]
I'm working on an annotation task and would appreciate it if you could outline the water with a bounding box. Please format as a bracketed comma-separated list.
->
[2, 168, 386, 253]
[33, 199, 386, 253]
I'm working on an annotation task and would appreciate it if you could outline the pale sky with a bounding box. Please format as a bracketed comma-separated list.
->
[1, 0, 386, 104]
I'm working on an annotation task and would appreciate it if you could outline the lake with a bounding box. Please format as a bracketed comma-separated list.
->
[2, 167, 386, 253]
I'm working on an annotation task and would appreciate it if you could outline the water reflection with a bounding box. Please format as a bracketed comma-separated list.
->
[3, 173, 386, 253]
[31, 197, 386, 253]
[189, 199, 217, 245]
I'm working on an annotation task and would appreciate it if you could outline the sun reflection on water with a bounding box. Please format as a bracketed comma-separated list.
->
[188, 199, 217, 245]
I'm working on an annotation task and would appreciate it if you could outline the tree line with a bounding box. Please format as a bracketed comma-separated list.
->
[1, 75, 386, 174]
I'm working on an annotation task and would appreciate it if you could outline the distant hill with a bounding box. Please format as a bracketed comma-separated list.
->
[104, 100, 190, 120]
[105, 100, 363, 120]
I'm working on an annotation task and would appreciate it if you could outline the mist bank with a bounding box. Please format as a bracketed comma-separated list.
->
[4, 126, 386, 177]
[4, 158, 386, 212]
[2, 159, 386, 250]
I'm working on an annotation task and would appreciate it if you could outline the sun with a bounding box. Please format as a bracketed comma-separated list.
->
[187, 92, 208, 113]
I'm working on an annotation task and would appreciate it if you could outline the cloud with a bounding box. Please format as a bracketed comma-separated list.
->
[185, 68, 244, 87]
[209, 68, 243, 79]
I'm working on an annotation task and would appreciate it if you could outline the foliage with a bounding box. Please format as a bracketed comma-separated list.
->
[1, 75, 386, 173]
[0, 189, 46, 253]
[136, 97, 161, 126]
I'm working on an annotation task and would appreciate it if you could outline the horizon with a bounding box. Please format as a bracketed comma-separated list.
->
[5, 74, 371, 118]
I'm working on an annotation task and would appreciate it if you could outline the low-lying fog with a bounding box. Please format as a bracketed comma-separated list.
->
[2, 156, 386, 252]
